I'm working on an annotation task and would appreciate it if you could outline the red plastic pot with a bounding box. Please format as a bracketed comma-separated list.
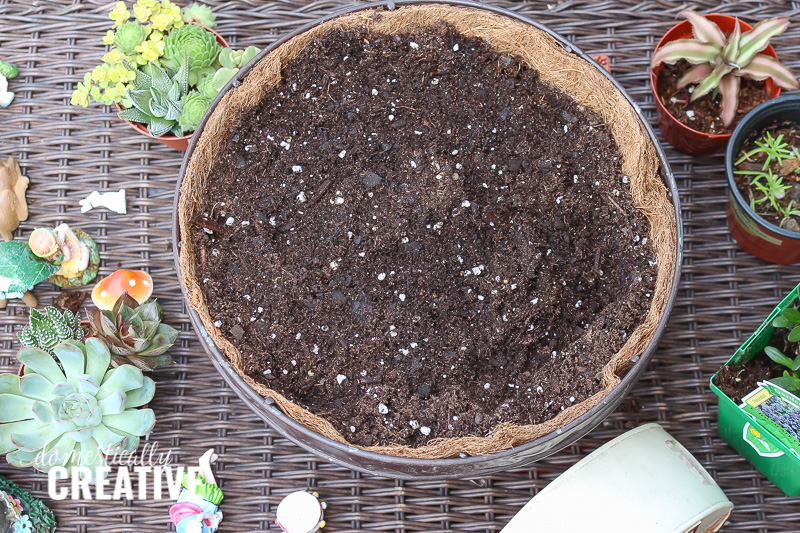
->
[726, 94, 800, 264]
[650, 14, 781, 156]
[116, 24, 229, 151]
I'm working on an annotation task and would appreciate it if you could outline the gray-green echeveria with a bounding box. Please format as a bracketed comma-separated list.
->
[0, 339, 155, 479]
[114, 22, 148, 54]
[178, 90, 211, 134]
[163, 24, 221, 86]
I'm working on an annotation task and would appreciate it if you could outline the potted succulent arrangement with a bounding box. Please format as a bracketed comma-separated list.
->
[711, 282, 800, 496]
[725, 95, 800, 264]
[0, 269, 179, 478]
[70, 1, 260, 151]
[650, 11, 798, 156]
[174, 1, 682, 478]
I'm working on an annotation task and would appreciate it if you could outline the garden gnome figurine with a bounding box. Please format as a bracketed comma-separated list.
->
[169, 449, 224, 533]
[275, 491, 327, 533]
[0, 157, 28, 242]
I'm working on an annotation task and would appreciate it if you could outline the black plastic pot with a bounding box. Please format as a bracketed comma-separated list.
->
[726, 94, 800, 265]
[173, 0, 683, 479]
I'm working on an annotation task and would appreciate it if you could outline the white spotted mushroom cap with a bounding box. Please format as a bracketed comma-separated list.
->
[90, 269, 153, 310]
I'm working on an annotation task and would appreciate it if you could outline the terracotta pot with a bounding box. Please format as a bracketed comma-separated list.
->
[725, 94, 800, 264]
[115, 24, 229, 151]
[650, 14, 781, 156]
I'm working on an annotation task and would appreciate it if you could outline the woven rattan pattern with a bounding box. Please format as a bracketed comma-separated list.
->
[0, 0, 798, 531]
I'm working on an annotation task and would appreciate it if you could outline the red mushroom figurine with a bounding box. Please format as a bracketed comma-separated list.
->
[91, 269, 153, 310]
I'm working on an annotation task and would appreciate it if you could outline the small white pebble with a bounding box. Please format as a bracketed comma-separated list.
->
[371, 88, 378, 96]
[225, 217, 234, 226]
[410, 42, 419, 50]
[453, 44, 459, 51]
[296, 191, 307, 203]
[213, 320, 222, 328]
[378, 272, 386, 281]
[378, 403, 389, 414]
[336, 374, 347, 385]
[420, 426, 431, 436]
[292, 165, 302, 173]
[338, 150, 347, 158]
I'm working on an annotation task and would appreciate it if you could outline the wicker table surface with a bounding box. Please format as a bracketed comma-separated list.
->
[1, 0, 799, 531]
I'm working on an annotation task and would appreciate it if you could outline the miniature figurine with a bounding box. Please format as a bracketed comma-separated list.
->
[0, 475, 56, 533]
[0, 61, 18, 108]
[169, 449, 224, 533]
[0, 157, 28, 242]
[275, 490, 327, 533]
[79, 189, 127, 215]
[0, 241, 58, 309]
[91, 269, 153, 310]
[28, 224, 99, 288]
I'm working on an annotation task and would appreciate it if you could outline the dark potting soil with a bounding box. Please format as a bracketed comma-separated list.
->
[657, 60, 771, 135]
[733, 122, 800, 232]
[190, 24, 658, 447]
[715, 327, 796, 403]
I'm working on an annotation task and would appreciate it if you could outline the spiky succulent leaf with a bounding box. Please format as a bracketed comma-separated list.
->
[86, 295, 177, 371]
[677, 63, 714, 89]
[651, 39, 721, 68]
[120, 56, 191, 137]
[18, 307, 84, 357]
[734, 53, 800, 89]
[682, 10, 726, 47]
[0, 341, 155, 479]
[182, 3, 216, 28]
[738, 17, 790, 67]
[691, 62, 734, 101]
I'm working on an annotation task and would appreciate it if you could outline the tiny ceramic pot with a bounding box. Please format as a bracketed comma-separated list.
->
[115, 24, 229, 151]
[725, 94, 800, 264]
[650, 14, 780, 156]
[500, 424, 733, 533]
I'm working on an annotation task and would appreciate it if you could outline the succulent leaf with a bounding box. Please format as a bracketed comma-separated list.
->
[718, 74, 740, 128]
[677, 63, 713, 88]
[681, 10, 726, 47]
[722, 19, 742, 66]
[690, 62, 733, 101]
[163, 24, 220, 83]
[738, 17, 790, 67]
[0, 340, 156, 478]
[651, 39, 721, 68]
[734, 54, 800, 89]
[87, 296, 178, 371]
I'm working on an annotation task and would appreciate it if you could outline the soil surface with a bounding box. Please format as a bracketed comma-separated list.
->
[733, 122, 800, 232]
[657, 60, 771, 135]
[715, 328, 796, 403]
[191, 24, 658, 447]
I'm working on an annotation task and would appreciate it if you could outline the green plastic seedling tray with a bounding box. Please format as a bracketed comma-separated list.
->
[710, 282, 800, 497]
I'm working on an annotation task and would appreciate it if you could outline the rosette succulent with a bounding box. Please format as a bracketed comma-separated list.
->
[0, 339, 156, 478]
[18, 307, 84, 357]
[178, 90, 211, 133]
[86, 294, 178, 371]
[114, 21, 148, 54]
[163, 23, 220, 85]
[182, 3, 216, 28]
[119, 53, 189, 137]
[651, 11, 799, 126]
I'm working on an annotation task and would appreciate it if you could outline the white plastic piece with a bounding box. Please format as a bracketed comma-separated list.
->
[79, 189, 127, 214]
[500, 423, 733, 533]
[275, 491, 325, 533]
[0, 91, 14, 108]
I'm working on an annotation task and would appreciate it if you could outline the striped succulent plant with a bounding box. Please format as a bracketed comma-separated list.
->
[651, 11, 799, 126]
